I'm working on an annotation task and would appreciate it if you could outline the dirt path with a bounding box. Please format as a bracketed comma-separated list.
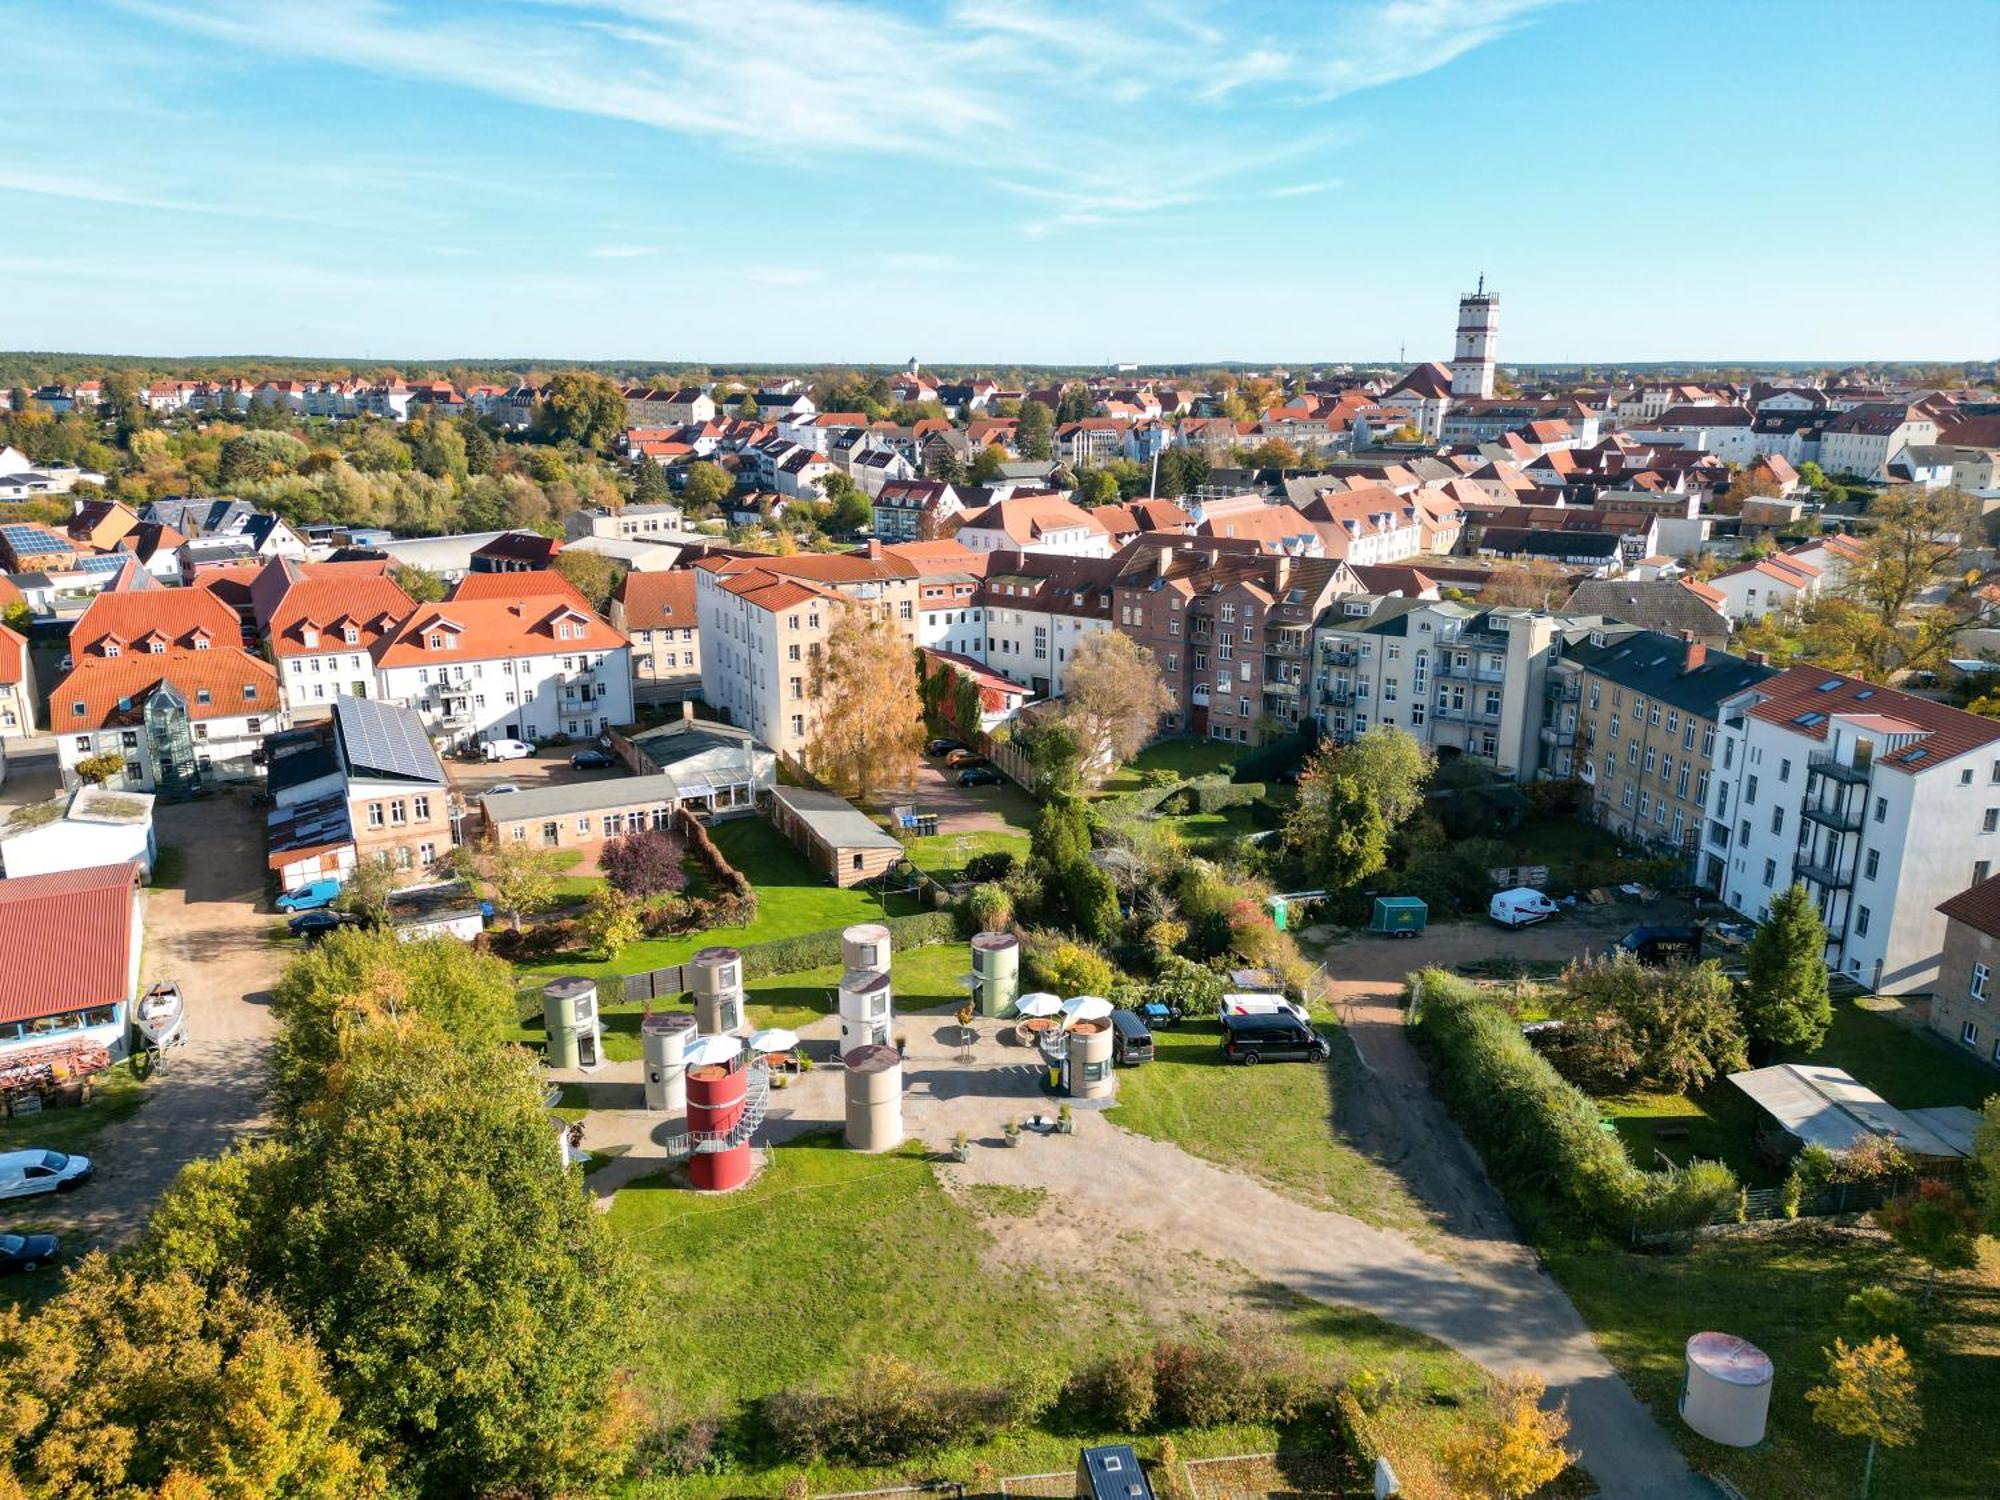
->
[29, 792, 282, 1247]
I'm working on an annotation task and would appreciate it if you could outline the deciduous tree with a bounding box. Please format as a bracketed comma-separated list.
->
[805, 607, 923, 802]
[536, 372, 628, 450]
[0, 1256, 382, 1498]
[1548, 954, 1748, 1094]
[1055, 632, 1172, 780]
[600, 825, 688, 899]
[1015, 400, 1054, 461]
[1874, 1179, 1981, 1306]
[391, 562, 446, 603]
[333, 851, 402, 927]
[449, 840, 566, 929]
[682, 460, 734, 512]
[1741, 880, 1832, 1054]
[1283, 754, 1387, 892]
[1478, 558, 1573, 611]
[1439, 1374, 1573, 1500]
[554, 546, 626, 611]
[1806, 1336, 1921, 1499]
[969, 442, 1009, 483]
[579, 884, 643, 961]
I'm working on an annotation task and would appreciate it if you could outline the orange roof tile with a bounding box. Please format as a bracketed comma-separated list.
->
[612, 570, 697, 630]
[268, 574, 415, 659]
[372, 596, 625, 668]
[448, 569, 593, 609]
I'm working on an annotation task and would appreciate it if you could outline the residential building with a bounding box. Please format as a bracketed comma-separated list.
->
[610, 570, 701, 703]
[1705, 553, 1821, 623]
[0, 862, 145, 1066]
[871, 479, 962, 541]
[51, 587, 284, 792]
[1562, 579, 1731, 651]
[623, 712, 775, 815]
[1931, 877, 2000, 1067]
[567, 503, 687, 541]
[1706, 667, 2000, 994]
[1821, 404, 1941, 481]
[1313, 599, 1580, 779]
[1551, 628, 1778, 874]
[0, 624, 37, 736]
[371, 595, 633, 748]
[481, 774, 688, 855]
[977, 552, 1118, 699]
[0, 522, 78, 574]
[470, 530, 563, 573]
[0, 785, 156, 881]
[954, 493, 1111, 557]
[885, 539, 988, 659]
[138, 499, 307, 562]
[265, 696, 455, 888]
[261, 561, 416, 712]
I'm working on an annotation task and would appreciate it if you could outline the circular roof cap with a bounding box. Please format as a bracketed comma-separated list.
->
[543, 976, 594, 999]
[844, 1043, 900, 1073]
[1686, 1332, 1773, 1385]
[684, 1034, 743, 1069]
[693, 945, 742, 964]
[641, 1011, 697, 1036]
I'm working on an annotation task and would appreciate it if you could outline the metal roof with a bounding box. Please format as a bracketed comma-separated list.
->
[771, 785, 903, 851]
[0, 862, 140, 1023]
[480, 773, 685, 822]
[1727, 1063, 1966, 1159]
[333, 696, 445, 785]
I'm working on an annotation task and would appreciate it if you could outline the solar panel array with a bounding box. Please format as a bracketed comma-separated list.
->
[0, 524, 68, 554]
[334, 697, 441, 783]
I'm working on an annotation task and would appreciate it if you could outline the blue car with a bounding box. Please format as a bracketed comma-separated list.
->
[275, 877, 342, 913]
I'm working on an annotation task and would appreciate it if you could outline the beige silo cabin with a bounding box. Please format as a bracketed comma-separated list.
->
[1066, 1021, 1115, 1099]
[641, 1011, 697, 1114]
[968, 931, 1020, 1017]
[542, 977, 602, 1070]
[838, 967, 893, 1054]
[841, 922, 891, 974]
[689, 946, 747, 1035]
[843, 1043, 903, 1152]
[1680, 1332, 1772, 1448]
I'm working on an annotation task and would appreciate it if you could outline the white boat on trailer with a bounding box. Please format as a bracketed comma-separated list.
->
[135, 982, 186, 1055]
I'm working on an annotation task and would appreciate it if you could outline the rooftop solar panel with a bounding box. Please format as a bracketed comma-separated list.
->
[333, 697, 443, 784]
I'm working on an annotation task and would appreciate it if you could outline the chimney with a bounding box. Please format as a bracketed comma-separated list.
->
[1680, 630, 1707, 674]
[1746, 649, 1769, 666]
[1153, 545, 1171, 580]
[866, 538, 882, 560]
[1273, 554, 1293, 592]
[680, 699, 695, 722]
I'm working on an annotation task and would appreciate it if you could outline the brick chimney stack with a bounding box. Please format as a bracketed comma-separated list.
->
[1679, 628, 1706, 674]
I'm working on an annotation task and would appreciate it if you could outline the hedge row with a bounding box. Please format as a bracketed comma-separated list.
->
[1408, 969, 1736, 1238]
[1330, 1391, 1385, 1471]
[1185, 776, 1266, 814]
[737, 908, 961, 980]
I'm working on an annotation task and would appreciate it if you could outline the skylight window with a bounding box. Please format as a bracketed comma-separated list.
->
[1816, 678, 1843, 692]
[1793, 711, 1826, 727]
[1855, 688, 1875, 699]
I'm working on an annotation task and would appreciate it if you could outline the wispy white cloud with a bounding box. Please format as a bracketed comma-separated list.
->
[586, 244, 660, 259]
[744, 267, 824, 287]
[1268, 179, 1344, 199]
[0, 166, 341, 226]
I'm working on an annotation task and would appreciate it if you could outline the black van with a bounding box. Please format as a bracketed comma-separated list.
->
[1109, 1009, 1154, 1065]
[1619, 926, 1703, 966]
[1219, 1010, 1329, 1066]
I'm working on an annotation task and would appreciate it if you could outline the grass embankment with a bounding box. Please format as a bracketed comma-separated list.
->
[1111, 1013, 1433, 1236]
[609, 1135, 1496, 1499]
[1094, 738, 1238, 796]
[744, 941, 973, 1032]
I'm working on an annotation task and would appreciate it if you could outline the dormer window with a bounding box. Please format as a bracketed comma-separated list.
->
[429, 633, 445, 649]
[196, 688, 212, 705]
[103, 641, 120, 658]
[343, 626, 359, 644]
[148, 639, 165, 654]
[192, 633, 210, 651]
[242, 685, 257, 700]
[302, 628, 319, 649]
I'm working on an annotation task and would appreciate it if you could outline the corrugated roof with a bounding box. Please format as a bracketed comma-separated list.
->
[772, 784, 903, 851]
[0, 862, 139, 1023]
[480, 773, 685, 822]
[1728, 1063, 1965, 1159]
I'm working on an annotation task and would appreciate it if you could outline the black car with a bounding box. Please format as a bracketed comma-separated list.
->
[288, 909, 362, 942]
[570, 749, 616, 770]
[1109, 1009, 1154, 1065]
[1618, 926, 1703, 966]
[1220, 1010, 1328, 1066]
[926, 737, 964, 757]
[0, 1231, 59, 1274]
[958, 767, 1004, 787]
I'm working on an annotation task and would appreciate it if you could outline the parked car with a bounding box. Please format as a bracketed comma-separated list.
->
[1219, 1011, 1328, 1066]
[1488, 887, 1559, 928]
[570, 749, 616, 770]
[1219, 992, 1312, 1025]
[944, 748, 985, 768]
[1109, 1008, 1155, 1065]
[958, 767, 1004, 788]
[0, 1149, 93, 1201]
[0, 1231, 60, 1273]
[1619, 926, 1703, 966]
[926, 737, 964, 758]
[481, 738, 534, 761]
[288, 909, 360, 941]
[275, 877, 342, 913]
[486, 783, 522, 797]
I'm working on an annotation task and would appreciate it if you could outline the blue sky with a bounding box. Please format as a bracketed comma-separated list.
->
[5, 0, 1996, 365]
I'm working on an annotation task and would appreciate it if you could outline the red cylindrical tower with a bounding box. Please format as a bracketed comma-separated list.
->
[686, 1061, 752, 1192]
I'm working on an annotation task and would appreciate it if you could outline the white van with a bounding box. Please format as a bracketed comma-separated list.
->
[1489, 887, 1559, 928]
[1218, 992, 1311, 1024]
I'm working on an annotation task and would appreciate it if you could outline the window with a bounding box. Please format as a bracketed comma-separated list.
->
[1740, 819, 1752, 846]
[418, 841, 435, 866]
[1961, 1020, 1979, 1048]
[242, 685, 257, 700]
[1964, 769, 1976, 786]
[510, 825, 525, 842]
[1977, 860, 1992, 885]
[1874, 796, 1887, 823]
[1644, 748, 1657, 774]
[1854, 906, 1870, 936]
[1622, 784, 1635, 808]
[1771, 807, 1784, 835]
[1763, 857, 1777, 885]
[1745, 774, 1758, 806]
[1865, 849, 1880, 879]
[1973, 963, 1990, 1003]
[790, 714, 804, 738]
[1779, 758, 1792, 782]
[1986, 809, 1999, 834]
[366, 802, 384, 829]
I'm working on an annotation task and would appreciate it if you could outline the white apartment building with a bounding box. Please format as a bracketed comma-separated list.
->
[1312, 599, 1579, 781]
[954, 494, 1112, 558]
[976, 555, 1117, 700]
[1820, 404, 1939, 480]
[371, 597, 633, 748]
[1705, 667, 2000, 994]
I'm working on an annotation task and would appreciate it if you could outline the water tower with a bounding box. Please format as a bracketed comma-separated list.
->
[838, 968, 893, 1054]
[968, 931, 1020, 1018]
[689, 946, 747, 1036]
[641, 1011, 697, 1113]
[685, 1035, 755, 1193]
[542, 977, 603, 1070]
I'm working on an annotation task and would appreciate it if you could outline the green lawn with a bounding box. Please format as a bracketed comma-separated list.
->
[1551, 1233, 2000, 1500]
[744, 941, 974, 1031]
[1095, 737, 1238, 796]
[1111, 1014, 1434, 1236]
[609, 1134, 1503, 1498]
[898, 827, 1031, 884]
[0, 1064, 148, 1158]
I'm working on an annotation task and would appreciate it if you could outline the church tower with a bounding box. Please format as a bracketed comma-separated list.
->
[1450, 278, 1499, 398]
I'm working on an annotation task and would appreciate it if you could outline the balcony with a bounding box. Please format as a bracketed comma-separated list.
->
[1793, 855, 1856, 890]
[1808, 750, 1872, 786]
[1539, 724, 1576, 747]
[1320, 646, 1358, 667]
[1546, 679, 1582, 703]
[1800, 798, 1867, 834]
[1266, 632, 1310, 659]
[1706, 820, 1730, 849]
[1438, 660, 1506, 683]
[1322, 686, 1352, 705]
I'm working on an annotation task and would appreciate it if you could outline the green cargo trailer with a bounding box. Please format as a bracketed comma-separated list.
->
[1369, 896, 1428, 937]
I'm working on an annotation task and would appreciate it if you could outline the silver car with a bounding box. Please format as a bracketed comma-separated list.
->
[0, 1148, 94, 1200]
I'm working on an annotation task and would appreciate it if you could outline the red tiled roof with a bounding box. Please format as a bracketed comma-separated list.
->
[612, 570, 696, 630]
[268, 573, 415, 659]
[1746, 666, 2000, 772]
[71, 586, 242, 656]
[372, 596, 625, 667]
[0, 862, 139, 1024]
[448, 570, 592, 609]
[53, 643, 277, 729]
[0, 624, 25, 685]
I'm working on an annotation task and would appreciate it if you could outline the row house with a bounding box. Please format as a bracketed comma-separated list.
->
[1706, 667, 2000, 994]
[372, 594, 633, 749]
[1930, 877, 2000, 1065]
[609, 569, 701, 703]
[1548, 628, 1779, 877]
[1054, 419, 1127, 469]
[1703, 552, 1822, 623]
[1442, 398, 1602, 447]
[1821, 403, 1940, 480]
[265, 696, 454, 889]
[871, 479, 963, 541]
[52, 588, 285, 792]
[890, 540, 988, 660]
[1311, 599, 1579, 780]
[977, 553, 1118, 700]
[262, 562, 417, 712]
[954, 493, 1112, 557]
[1628, 404, 1762, 464]
[1114, 538, 1353, 746]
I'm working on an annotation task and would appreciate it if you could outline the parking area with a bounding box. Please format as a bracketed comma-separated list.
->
[444, 747, 626, 798]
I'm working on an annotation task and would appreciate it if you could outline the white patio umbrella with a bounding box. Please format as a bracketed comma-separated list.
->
[1060, 995, 1113, 1029]
[1014, 992, 1062, 1018]
[683, 1034, 743, 1069]
[748, 1027, 800, 1054]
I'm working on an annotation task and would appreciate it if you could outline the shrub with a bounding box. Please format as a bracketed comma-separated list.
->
[1139, 767, 1183, 790]
[1409, 969, 1736, 1236]
[1187, 776, 1264, 814]
[600, 827, 689, 899]
[1027, 936, 1115, 997]
[1065, 1349, 1157, 1430]
[765, 1356, 1005, 1465]
[965, 882, 1012, 933]
[963, 850, 1018, 883]
[739, 909, 960, 979]
[1346, 1367, 1401, 1414]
